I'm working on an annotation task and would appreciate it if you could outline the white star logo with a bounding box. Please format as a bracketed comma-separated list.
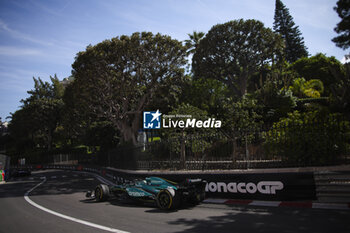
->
[150, 110, 162, 122]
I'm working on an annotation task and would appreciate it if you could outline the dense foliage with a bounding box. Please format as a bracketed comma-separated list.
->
[290, 53, 344, 95]
[264, 111, 349, 164]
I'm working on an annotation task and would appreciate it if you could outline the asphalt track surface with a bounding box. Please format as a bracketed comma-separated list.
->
[0, 170, 350, 233]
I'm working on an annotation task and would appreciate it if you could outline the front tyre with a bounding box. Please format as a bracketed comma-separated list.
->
[95, 184, 110, 202]
[156, 189, 174, 210]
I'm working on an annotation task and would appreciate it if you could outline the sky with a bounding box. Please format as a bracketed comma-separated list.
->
[0, 0, 347, 121]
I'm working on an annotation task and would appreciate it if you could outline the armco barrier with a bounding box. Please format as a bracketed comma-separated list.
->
[315, 170, 350, 203]
[12, 164, 316, 201]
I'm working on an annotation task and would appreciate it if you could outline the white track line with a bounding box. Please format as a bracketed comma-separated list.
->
[24, 177, 129, 233]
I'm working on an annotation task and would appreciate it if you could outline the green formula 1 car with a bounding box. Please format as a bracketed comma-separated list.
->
[86, 177, 206, 210]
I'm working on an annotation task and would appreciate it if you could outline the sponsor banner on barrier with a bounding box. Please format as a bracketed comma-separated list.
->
[99, 169, 316, 201]
[205, 181, 284, 195]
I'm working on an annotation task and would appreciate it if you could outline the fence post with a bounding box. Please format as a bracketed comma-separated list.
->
[231, 133, 237, 162]
[180, 131, 186, 169]
[245, 131, 250, 169]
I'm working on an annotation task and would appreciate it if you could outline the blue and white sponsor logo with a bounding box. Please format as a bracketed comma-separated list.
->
[143, 110, 162, 129]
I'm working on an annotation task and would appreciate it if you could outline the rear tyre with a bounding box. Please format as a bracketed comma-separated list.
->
[156, 189, 174, 210]
[189, 189, 205, 205]
[189, 193, 201, 205]
[199, 189, 206, 202]
[95, 184, 110, 202]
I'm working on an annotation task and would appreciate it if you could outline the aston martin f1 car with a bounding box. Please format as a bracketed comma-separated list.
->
[86, 177, 206, 210]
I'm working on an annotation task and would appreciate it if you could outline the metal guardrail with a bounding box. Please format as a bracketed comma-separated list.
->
[315, 171, 350, 203]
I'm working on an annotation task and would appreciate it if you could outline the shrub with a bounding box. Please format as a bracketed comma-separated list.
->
[263, 111, 349, 165]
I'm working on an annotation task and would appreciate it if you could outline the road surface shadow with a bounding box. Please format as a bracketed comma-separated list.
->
[167, 204, 350, 233]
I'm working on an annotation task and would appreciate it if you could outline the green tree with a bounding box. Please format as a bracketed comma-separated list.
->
[9, 76, 64, 152]
[264, 111, 349, 165]
[0, 118, 9, 153]
[290, 53, 344, 95]
[273, 0, 308, 63]
[193, 19, 284, 98]
[332, 0, 350, 50]
[84, 121, 120, 151]
[222, 96, 263, 135]
[220, 96, 263, 160]
[254, 73, 297, 123]
[161, 103, 214, 168]
[181, 77, 229, 118]
[329, 62, 350, 117]
[7, 107, 36, 155]
[62, 76, 119, 150]
[71, 32, 187, 145]
[61, 78, 87, 147]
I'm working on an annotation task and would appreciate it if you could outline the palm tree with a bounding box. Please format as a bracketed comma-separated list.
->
[184, 31, 205, 55]
[289, 77, 324, 98]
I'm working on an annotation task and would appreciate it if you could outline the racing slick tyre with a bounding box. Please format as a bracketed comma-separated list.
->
[189, 189, 205, 205]
[156, 189, 175, 210]
[95, 184, 110, 202]
[199, 189, 206, 202]
[189, 193, 201, 205]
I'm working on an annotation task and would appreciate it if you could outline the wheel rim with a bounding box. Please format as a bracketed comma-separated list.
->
[158, 191, 172, 209]
[159, 193, 169, 207]
[196, 193, 201, 201]
[95, 187, 102, 200]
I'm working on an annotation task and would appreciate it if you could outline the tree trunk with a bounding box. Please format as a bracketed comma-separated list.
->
[239, 74, 248, 97]
[46, 128, 53, 151]
[115, 112, 141, 146]
[120, 126, 137, 145]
